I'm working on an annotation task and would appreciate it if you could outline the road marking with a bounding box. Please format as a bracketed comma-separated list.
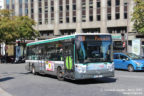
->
[0, 88, 13, 96]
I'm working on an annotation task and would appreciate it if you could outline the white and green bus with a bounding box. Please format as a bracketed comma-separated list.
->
[25, 33, 114, 80]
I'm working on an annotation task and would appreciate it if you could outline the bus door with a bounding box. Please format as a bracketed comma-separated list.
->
[63, 43, 74, 75]
[38, 47, 45, 72]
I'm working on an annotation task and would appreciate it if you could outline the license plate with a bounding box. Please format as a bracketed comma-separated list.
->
[94, 75, 103, 78]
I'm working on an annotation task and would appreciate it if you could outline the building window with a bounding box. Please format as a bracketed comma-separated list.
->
[59, 0, 63, 5]
[45, 19, 48, 24]
[73, 0, 76, 4]
[115, 0, 120, 20]
[45, 7, 48, 13]
[89, 0, 93, 22]
[73, 5, 76, 10]
[89, 9, 93, 21]
[82, 16, 86, 22]
[82, 0, 86, 9]
[12, 0, 15, 15]
[81, 0, 86, 22]
[66, 5, 69, 11]
[31, 9, 34, 13]
[97, 0, 101, 8]
[59, 6, 63, 11]
[66, 0, 69, 4]
[38, 0, 42, 25]
[19, 0, 23, 16]
[39, 8, 42, 13]
[51, 0, 54, 23]
[6, 0, 10, 9]
[115, 13, 120, 19]
[124, 2, 128, 19]
[97, 15, 101, 21]
[51, 7, 54, 12]
[73, 17, 76, 22]
[31, 0, 34, 19]
[51, 13, 54, 24]
[59, 0, 63, 23]
[73, 10, 76, 23]
[59, 17, 63, 23]
[97, 8, 101, 21]
[107, 14, 111, 20]
[39, 19, 42, 24]
[66, 17, 69, 23]
[107, 0, 111, 7]
[59, 12, 63, 23]
[96, 0, 101, 21]
[89, 16, 93, 21]
[73, 0, 76, 10]
[116, 0, 120, 6]
[124, 13, 127, 19]
[107, 0, 111, 20]
[45, 0, 48, 24]
[89, 0, 93, 9]
[82, 10, 86, 16]
[12, 0, 15, 9]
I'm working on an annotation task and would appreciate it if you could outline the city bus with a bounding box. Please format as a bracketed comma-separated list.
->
[25, 33, 114, 80]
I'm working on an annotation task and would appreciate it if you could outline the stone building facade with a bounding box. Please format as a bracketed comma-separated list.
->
[4, 0, 144, 55]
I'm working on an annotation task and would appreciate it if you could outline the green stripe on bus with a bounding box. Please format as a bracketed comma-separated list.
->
[27, 35, 75, 46]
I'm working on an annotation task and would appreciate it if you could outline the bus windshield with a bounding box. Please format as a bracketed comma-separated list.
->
[76, 36, 112, 63]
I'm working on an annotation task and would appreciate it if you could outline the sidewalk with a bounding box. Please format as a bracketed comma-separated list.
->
[0, 88, 13, 96]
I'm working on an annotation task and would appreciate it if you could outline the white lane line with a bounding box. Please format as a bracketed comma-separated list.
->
[0, 88, 13, 96]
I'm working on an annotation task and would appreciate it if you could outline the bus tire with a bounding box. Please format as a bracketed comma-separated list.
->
[128, 65, 134, 72]
[57, 67, 64, 81]
[32, 66, 37, 75]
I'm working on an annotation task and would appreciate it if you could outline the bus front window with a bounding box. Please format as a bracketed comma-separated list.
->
[77, 41, 112, 63]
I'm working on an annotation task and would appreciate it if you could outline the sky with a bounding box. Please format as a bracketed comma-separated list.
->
[0, 0, 4, 9]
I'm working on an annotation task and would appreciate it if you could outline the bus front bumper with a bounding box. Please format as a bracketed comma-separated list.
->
[74, 71, 114, 80]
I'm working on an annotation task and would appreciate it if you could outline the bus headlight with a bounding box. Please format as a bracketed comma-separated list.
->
[77, 66, 83, 73]
[107, 63, 114, 71]
[75, 65, 86, 73]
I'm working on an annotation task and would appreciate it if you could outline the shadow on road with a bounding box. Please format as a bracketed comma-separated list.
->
[65, 77, 117, 85]
[0, 77, 14, 82]
[21, 72, 117, 85]
[115, 69, 144, 72]
[37, 73, 117, 85]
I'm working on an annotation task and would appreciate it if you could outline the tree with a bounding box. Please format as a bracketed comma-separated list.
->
[0, 9, 39, 43]
[0, 9, 18, 43]
[0, 9, 39, 60]
[132, 0, 144, 34]
[15, 16, 39, 57]
[16, 16, 39, 41]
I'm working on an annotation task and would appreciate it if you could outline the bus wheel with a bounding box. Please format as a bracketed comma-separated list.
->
[32, 66, 37, 75]
[57, 67, 64, 81]
[128, 65, 134, 72]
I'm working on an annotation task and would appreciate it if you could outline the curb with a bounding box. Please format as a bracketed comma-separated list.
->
[0, 88, 13, 96]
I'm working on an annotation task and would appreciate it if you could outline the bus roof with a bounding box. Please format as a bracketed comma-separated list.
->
[26, 33, 111, 46]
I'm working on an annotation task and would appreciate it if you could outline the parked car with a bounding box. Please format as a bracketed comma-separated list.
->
[113, 53, 144, 72]
[0, 56, 15, 63]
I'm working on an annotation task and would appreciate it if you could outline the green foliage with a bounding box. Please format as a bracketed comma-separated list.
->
[0, 9, 39, 43]
[15, 16, 39, 40]
[0, 10, 18, 42]
[132, 0, 144, 34]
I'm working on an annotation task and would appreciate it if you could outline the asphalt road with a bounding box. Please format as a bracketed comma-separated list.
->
[0, 63, 144, 96]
